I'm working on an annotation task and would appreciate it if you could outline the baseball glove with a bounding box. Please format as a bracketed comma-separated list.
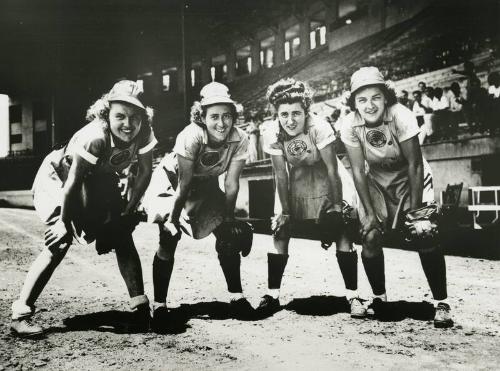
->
[215, 220, 254, 257]
[403, 204, 440, 242]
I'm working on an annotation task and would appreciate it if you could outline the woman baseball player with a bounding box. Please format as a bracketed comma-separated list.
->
[10, 80, 157, 337]
[142, 82, 253, 331]
[258, 78, 369, 319]
[340, 66, 453, 328]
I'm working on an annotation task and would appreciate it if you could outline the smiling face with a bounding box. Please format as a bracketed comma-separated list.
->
[202, 104, 234, 145]
[277, 102, 306, 137]
[354, 86, 387, 126]
[109, 102, 143, 143]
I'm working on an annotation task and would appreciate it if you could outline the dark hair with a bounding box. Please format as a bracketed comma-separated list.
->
[347, 83, 398, 111]
[266, 78, 313, 113]
[488, 71, 500, 87]
[189, 101, 237, 127]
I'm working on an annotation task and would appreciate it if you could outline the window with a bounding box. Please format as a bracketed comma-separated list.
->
[9, 105, 21, 123]
[210, 66, 216, 81]
[247, 57, 252, 74]
[162, 74, 171, 91]
[190, 69, 196, 87]
[310, 25, 327, 49]
[260, 36, 275, 68]
[285, 41, 291, 61]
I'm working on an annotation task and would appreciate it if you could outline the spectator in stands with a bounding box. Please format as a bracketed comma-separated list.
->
[448, 82, 466, 133]
[486, 72, 500, 133]
[462, 76, 489, 134]
[452, 60, 478, 90]
[259, 78, 369, 319]
[142, 82, 253, 331]
[245, 109, 261, 163]
[10, 80, 157, 337]
[431, 87, 453, 139]
[412, 90, 433, 144]
[398, 90, 413, 110]
[341, 67, 453, 328]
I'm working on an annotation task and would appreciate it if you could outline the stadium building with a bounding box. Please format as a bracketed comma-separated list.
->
[0, 0, 499, 232]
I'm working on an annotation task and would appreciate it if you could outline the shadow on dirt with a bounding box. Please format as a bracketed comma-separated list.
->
[56, 310, 190, 335]
[285, 295, 435, 322]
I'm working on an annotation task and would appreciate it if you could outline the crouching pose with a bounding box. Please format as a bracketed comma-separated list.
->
[11, 80, 157, 337]
[142, 82, 253, 330]
[340, 67, 453, 328]
[258, 78, 369, 318]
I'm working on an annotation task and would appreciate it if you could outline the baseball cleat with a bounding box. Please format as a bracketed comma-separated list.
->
[10, 318, 44, 338]
[256, 295, 280, 318]
[349, 297, 367, 319]
[433, 302, 453, 328]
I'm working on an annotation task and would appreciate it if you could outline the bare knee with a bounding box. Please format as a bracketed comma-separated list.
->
[362, 229, 383, 258]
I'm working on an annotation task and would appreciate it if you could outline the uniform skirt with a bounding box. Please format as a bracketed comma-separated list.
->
[32, 148, 125, 250]
[142, 153, 225, 240]
[275, 157, 358, 221]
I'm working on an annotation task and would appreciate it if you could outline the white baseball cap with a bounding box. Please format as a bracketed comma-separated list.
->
[108, 80, 146, 110]
[350, 66, 385, 94]
[200, 82, 235, 107]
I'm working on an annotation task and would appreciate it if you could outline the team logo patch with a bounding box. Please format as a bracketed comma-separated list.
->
[110, 150, 132, 165]
[366, 129, 387, 148]
[287, 139, 308, 157]
[200, 151, 221, 167]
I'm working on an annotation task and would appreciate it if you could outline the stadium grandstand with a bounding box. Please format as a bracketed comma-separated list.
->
[0, 0, 499, 233]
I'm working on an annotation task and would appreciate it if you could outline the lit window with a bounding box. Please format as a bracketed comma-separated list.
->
[210, 66, 216, 81]
[223, 64, 227, 74]
[319, 26, 326, 45]
[260, 50, 264, 66]
[190, 69, 195, 87]
[310, 31, 316, 49]
[247, 57, 252, 74]
[284, 41, 290, 61]
[162, 74, 170, 91]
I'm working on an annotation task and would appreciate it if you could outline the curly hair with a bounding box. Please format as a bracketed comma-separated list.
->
[347, 82, 398, 111]
[85, 94, 154, 132]
[189, 101, 238, 127]
[266, 78, 314, 113]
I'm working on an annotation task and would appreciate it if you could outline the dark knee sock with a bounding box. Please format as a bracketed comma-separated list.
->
[361, 252, 386, 296]
[268, 253, 289, 289]
[218, 253, 243, 293]
[336, 251, 358, 291]
[153, 253, 175, 303]
[419, 248, 447, 301]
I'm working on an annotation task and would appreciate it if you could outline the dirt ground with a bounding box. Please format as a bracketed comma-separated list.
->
[0, 207, 499, 370]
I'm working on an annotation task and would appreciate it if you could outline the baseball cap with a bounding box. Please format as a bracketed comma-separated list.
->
[350, 67, 385, 94]
[108, 80, 146, 110]
[200, 82, 235, 107]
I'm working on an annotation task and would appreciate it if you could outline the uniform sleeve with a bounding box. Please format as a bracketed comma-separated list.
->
[173, 124, 204, 161]
[73, 126, 107, 165]
[393, 104, 420, 143]
[138, 125, 158, 155]
[262, 120, 284, 156]
[310, 116, 336, 150]
[339, 115, 360, 148]
[230, 132, 249, 162]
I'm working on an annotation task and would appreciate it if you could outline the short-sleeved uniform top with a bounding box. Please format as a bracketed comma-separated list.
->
[143, 123, 248, 239]
[340, 103, 433, 229]
[32, 119, 157, 242]
[263, 113, 357, 220]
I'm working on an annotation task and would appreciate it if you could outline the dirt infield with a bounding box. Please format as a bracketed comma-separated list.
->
[0, 207, 499, 370]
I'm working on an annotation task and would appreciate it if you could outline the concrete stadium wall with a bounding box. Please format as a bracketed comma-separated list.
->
[328, 0, 431, 52]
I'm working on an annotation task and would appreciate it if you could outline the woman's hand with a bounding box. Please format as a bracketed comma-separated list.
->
[361, 214, 382, 240]
[163, 217, 181, 237]
[271, 213, 291, 236]
[45, 219, 72, 250]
